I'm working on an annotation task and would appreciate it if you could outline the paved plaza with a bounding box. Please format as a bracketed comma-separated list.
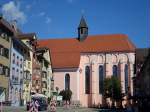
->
[2, 106, 127, 112]
[2, 106, 102, 112]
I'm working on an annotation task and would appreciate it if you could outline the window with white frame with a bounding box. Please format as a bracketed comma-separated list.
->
[13, 53, 15, 64]
[0, 64, 3, 75]
[17, 56, 19, 66]
[0, 45, 3, 55]
[0, 47, 4, 56]
[4, 48, 9, 58]
[5, 67, 9, 77]
[20, 58, 22, 68]
[12, 68, 15, 80]
[28, 61, 30, 69]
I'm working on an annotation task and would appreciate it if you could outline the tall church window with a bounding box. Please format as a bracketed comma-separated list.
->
[113, 65, 118, 77]
[65, 74, 70, 90]
[125, 64, 128, 93]
[85, 66, 90, 94]
[99, 65, 104, 94]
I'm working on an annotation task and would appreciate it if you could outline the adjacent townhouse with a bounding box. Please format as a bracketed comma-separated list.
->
[36, 47, 53, 97]
[31, 47, 42, 94]
[9, 33, 30, 106]
[17, 33, 37, 105]
[0, 16, 13, 101]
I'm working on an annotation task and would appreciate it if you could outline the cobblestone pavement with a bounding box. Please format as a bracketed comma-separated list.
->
[2, 106, 100, 112]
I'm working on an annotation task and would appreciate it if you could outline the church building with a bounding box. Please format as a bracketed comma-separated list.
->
[38, 17, 135, 107]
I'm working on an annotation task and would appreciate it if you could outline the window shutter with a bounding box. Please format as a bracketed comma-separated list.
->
[1, 48, 4, 56]
[0, 65, 3, 75]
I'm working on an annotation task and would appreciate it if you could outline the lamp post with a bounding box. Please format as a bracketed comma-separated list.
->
[19, 88, 21, 106]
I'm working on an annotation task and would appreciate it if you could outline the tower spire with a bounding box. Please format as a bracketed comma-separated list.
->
[78, 16, 88, 41]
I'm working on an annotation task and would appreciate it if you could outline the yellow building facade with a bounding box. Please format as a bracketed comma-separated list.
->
[0, 26, 12, 101]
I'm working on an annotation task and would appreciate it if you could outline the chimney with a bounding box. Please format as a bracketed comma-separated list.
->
[11, 20, 18, 32]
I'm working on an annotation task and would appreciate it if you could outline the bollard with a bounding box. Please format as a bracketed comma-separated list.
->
[28, 101, 35, 112]
[50, 100, 56, 112]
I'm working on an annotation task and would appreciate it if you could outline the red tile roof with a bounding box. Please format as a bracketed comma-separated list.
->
[37, 34, 136, 69]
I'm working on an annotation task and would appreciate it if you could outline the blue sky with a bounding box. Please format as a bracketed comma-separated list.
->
[0, 0, 150, 48]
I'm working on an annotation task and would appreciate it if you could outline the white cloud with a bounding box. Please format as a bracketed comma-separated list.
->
[1, 1, 26, 24]
[39, 12, 45, 17]
[46, 17, 52, 24]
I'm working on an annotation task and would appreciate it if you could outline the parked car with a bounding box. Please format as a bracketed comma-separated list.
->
[27, 93, 48, 111]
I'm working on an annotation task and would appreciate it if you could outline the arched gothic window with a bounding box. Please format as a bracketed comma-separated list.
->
[99, 65, 104, 94]
[113, 65, 118, 77]
[85, 66, 90, 94]
[65, 74, 70, 90]
[124, 64, 128, 93]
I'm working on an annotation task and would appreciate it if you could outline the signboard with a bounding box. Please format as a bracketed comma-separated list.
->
[0, 91, 5, 102]
[56, 96, 62, 101]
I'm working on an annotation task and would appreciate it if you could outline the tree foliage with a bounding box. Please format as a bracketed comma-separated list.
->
[59, 89, 72, 101]
[104, 76, 122, 101]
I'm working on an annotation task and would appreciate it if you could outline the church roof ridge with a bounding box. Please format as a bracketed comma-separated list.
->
[38, 33, 128, 41]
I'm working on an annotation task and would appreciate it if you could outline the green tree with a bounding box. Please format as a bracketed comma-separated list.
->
[59, 89, 72, 101]
[104, 76, 122, 107]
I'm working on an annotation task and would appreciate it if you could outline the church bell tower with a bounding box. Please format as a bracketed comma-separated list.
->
[78, 16, 88, 41]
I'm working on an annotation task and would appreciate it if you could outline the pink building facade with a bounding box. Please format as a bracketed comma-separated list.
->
[53, 53, 135, 107]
